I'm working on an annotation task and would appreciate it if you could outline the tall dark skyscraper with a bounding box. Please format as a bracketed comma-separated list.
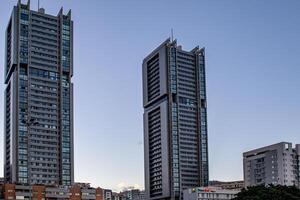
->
[143, 39, 209, 200]
[4, 0, 74, 185]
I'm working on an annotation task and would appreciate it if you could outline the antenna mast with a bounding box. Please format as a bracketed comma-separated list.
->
[171, 28, 174, 42]
[38, 0, 40, 10]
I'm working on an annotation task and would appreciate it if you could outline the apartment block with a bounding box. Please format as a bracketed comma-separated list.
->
[243, 142, 300, 188]
[103, 189, 112, 200]
[209, 181, 244, 191]
[4, 0, 74, 185]
[0, 183, 103, 200]
[119, 189, 145, 200]
[183, 187, 238, 200]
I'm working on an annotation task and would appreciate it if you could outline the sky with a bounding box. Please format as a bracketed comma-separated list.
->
[0, 0, 300, 192]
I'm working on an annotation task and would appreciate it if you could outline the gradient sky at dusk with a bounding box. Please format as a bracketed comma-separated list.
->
[0, 0, 300, 191]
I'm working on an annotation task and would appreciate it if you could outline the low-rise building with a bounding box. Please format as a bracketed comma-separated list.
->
[0, 183, 103, 200]
[112, 192, 122, 200]
[103, 189, 113, 200]
[183, 187, 239, 200]
[0, 183, 144, 200]
[119, 189, 145, 200]
[243, 142, 300, 188]
[209, 181, 244, 190]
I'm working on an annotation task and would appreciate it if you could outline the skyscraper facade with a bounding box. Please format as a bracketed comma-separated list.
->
[4, 0, 74, 185]
[143, 39, 209, 200]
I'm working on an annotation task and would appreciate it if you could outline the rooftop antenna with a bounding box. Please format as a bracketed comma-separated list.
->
[171, 28, 174, 42]
[38, 0, 40, 10]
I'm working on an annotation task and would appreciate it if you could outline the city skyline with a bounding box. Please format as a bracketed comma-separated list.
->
[0, 0, 300, 192]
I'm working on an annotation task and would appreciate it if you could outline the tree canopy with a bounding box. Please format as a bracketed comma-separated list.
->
[233, 185, 300, 200]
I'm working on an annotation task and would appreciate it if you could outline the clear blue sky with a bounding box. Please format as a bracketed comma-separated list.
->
[1, 0, 300, 191]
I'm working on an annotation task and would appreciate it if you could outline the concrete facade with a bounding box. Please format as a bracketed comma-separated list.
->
[209, 181, 244, 191]
[183, 187, 238, 200]
[243, 142, 300, 188]
[119, 189, 145, 200]
[143, 39, 209, 200]
[4, 0, 74, 186]
[0, 183, 103, 200]
[103, 189, 112, 200]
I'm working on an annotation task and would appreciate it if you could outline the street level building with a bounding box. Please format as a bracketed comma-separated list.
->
[209, 181, 244, 191]
[0, 183, 103, 200]
[183, 187, 238, 200]
[4, 0, 74, 185]
[119, 189, 145, 200]
[243, 142, 300, 188]
[143, 39, 209, 200]
[103, 189, 113, 200]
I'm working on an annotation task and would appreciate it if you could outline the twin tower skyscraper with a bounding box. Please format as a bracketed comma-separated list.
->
[4, 1, 74, 186]
[3, 1, 209, 199]
[143, 39, 209, 200]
